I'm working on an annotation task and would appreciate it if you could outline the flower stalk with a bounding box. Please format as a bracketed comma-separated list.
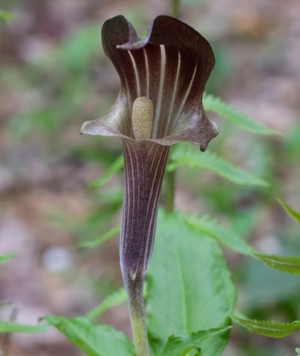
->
[165, 0, 181, 214]
[172, 0, 181, 18]
[123, 269, 150, 356]
[164, 166, 176, 213]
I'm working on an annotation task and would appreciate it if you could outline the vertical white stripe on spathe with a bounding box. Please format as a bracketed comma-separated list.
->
[118, 66, 132, 115]
[153, 45, 166, 138]
[127, 50, 141, 97]
[174, 60, 198, 128]
[121, 144, 131, 253]
[124, 142, 134, 250]
[165, 50, 181, 136]
[143, 48, 150, 98]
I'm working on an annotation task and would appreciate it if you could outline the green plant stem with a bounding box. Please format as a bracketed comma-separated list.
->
[171, 0, 181, 18]
[125, 275, 150, 356]
[165, 169, 175, 213]
[167, 0, 180, 213]
[130, 310, 150, 356]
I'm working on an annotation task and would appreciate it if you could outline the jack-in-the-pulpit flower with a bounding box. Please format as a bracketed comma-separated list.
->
[81, 15, 218, 356]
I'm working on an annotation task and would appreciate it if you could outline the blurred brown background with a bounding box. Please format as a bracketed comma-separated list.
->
[0, 0, 300, 355]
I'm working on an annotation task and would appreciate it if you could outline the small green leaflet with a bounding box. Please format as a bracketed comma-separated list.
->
[186, 213, 300, 274]
[253, 252, 300, 274]
[231, 314, 300, 338]
[295, 347, 300, 355]
[80, 225, 121, 248]
[0, 320, 49, 333]
[277, 198, 300, 223]
[45, 316, 134, 356]
[169, 145, 269, 188]
[88, 155, 123, 190]
[0, 254, 15, 264]
[185, 214, 252, 256]
[86, 288, 127, 321]
[160, 327, 231, 356]
[203, 93, 282, 136]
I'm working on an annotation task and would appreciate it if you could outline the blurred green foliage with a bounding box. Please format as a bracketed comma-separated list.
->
[0, 9, 13, 23]
[6, 29, 99, 139]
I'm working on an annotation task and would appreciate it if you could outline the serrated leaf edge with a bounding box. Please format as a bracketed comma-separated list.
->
[231, 313, 300, 338]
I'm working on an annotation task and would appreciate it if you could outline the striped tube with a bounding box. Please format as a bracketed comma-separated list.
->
[120, 139, 170, 281]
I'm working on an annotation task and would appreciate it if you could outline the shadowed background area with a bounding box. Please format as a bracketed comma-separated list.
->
[0, 0, 300, 355]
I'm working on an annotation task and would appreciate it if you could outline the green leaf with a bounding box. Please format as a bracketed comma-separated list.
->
[88, 155, 124, 190]
[0, 320, 49, 333]
[185, 214, 253, 256]
[203, 93, 282, 136]
[80, 225, 120, 248]
[169, 145, 269, 187]
[45, 316, 134, 356]
[0, 254, 15, 264]
[147, 211, 236, 355]
[253, 252, 300, 274]
[295, 347, 300, 355]
[86, 288, 127, 321]
[231, 314, 300, 338]
[186, 213, 300, 274]
[160, 327, 231, 356]
[277, 198, 300, 223]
